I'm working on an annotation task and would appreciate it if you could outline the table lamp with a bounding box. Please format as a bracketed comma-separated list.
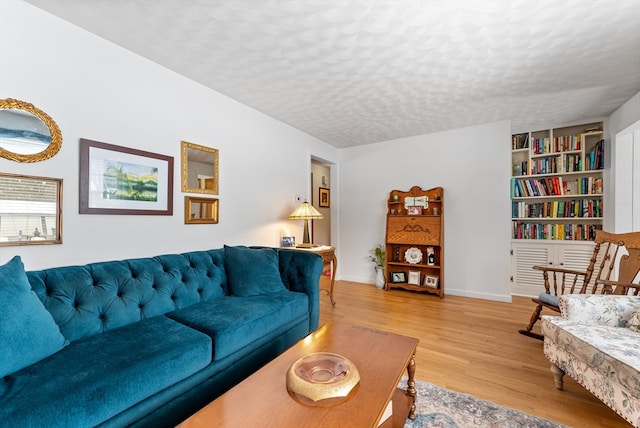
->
[288, 201, 323, 248]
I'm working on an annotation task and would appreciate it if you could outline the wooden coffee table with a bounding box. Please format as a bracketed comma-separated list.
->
[178, 321, 418, 427]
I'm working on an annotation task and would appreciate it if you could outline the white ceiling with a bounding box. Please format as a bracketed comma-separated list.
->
[25, 0, 640, 148]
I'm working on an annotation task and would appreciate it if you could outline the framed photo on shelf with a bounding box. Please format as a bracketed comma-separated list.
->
[408, 271, 420, 285]
[79, 139, 174, 215]
[407, 205, 421, 215]
[390, 271, 406, 283]
[423, 274, 439, 288]
[282, 236, 295, 247]
[319, 187, 330, 208]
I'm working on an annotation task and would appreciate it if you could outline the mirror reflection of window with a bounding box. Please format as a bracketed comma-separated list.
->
[0, 109, 52, 155]
[0, 173, 62, 245]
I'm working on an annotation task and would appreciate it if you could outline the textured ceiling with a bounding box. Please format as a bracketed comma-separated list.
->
[25, 0, 640, 148]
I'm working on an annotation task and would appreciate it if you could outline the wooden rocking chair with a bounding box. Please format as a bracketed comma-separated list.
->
[596, 233, 640, 296]
[519, 230, 640, 340]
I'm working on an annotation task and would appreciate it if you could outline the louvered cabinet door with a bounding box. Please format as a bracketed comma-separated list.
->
[511, 242, 554, 296]
[511, 241, 596, 297]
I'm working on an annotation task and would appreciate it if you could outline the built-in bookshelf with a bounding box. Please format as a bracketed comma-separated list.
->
[511, 121, 604, 241]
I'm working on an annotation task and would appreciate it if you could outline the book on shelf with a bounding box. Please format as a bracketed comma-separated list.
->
[512, 133, 529, 150]
[586, 139, 604, 170]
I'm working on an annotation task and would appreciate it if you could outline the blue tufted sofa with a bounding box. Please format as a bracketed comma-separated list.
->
[0, 246, 323, 428]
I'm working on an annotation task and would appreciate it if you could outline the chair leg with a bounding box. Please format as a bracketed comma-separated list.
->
[518, 303, 544, 340]
[550, 364, 565, 390]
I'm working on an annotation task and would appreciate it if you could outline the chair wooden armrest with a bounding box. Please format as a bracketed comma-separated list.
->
[532, 265, 588, 277]
[596, 279, 640, 295]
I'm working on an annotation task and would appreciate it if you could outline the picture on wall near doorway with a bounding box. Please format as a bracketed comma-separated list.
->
[79, 138, 174, 215]
[319, 187, 330, 208]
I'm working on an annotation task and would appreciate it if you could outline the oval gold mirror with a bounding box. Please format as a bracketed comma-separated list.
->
[0, 98, 62, 162]
[181, 141, 218, 194]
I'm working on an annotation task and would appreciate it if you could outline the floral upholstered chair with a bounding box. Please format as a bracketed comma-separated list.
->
[519, 230, 640, 340]
[540, 241, 640, 426]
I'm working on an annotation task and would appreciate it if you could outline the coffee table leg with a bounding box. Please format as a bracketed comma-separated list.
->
[407, 353, 416, 420]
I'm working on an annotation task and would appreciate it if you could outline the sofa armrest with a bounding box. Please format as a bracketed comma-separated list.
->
[558, 294, 640, 327]
[277, 249, 324, 331]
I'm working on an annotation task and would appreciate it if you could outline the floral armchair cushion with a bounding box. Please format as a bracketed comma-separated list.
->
[558, 294, 640, 328]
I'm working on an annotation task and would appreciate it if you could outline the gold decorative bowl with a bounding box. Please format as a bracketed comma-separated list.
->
[286, 352, 360, 404]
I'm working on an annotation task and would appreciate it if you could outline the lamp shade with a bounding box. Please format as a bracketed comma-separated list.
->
[288, 201, 323, 220]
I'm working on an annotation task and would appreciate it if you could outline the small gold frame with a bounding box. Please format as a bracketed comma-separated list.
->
[184, 196, 219, 224]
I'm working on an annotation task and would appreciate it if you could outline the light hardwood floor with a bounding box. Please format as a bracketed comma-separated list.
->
[319, 278, 630, 427]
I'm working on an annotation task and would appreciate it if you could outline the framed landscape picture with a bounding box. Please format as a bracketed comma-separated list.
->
[79, 139, 174, 215]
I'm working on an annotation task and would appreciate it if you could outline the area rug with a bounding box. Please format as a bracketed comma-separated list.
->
[400, 378, 568, 428]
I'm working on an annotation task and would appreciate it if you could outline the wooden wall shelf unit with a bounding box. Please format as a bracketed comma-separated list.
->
[384, 186, 444, 298]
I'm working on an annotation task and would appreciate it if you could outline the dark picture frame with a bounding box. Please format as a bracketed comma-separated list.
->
[79, 138, 174, 215]
[390, 271, 406, 283]
[319, 187, 330, 208]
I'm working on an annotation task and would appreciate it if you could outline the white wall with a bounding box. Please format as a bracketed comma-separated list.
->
[339, 121, 513, 301]
[606, 91, 640, 233]
[0, 1, 339, 270]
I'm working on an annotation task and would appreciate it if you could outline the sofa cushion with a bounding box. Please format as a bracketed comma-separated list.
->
[224, 245, 286, 296]
[166, 292, 308, 361]
[543, 316, 640, 397]
[0, 256, 68, 378]
[0, 315, 211, 427]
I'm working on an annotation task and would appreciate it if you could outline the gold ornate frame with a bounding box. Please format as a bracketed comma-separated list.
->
[0, 98, 62, 162]
[184, 196, 219, 224]
[181, 141, 219, 195]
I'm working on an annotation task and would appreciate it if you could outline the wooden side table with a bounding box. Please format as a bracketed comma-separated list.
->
[289, 245, 337, 306]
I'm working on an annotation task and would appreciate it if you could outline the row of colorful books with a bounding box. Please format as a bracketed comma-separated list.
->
[531, 134, 582, 155]
[563, 154, 582, 172]
[512, 160, 529, 176]
[512, 199, 602, 219]
[512, 176, 603, 198]
[530, 157, 558, 175]
[586, 139, 604, 170]
[511, 222, 600, 240]
[512, 133, 529, 150]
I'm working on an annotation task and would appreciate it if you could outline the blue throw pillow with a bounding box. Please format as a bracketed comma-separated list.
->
[0, 256, 68, 377]
[224, 246, 287, 296]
